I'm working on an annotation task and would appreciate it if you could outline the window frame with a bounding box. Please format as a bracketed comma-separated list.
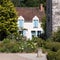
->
[33, 19, 39, 28]
[18, 19, 24, 28]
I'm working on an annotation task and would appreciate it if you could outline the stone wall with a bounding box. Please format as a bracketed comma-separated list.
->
[52, 0, 60, 31]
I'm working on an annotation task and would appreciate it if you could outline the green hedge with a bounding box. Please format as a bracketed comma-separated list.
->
[0, 38, 37, 53]
[47, 51, 56, 60]
[44, 41, 60, 52]
[56, 50, 60, 60]
[47, 50, 60, 60]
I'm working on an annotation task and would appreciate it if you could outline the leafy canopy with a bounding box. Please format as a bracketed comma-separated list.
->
[11, 0, 46, 7]
[0, 0, 17, 40]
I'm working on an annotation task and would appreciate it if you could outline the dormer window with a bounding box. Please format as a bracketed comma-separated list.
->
[18, 16, 24, 28]
[19, 19, 24, 28]
[33, 20, 38, 28]
[33, 16, 39, 28]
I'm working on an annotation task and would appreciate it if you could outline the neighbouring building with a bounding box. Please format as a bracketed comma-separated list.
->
[16, 5, 45, 39]
[52, 0, 60, 31]
[46, 0, 60, 38]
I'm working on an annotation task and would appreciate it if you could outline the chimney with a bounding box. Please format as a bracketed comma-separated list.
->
[40, 4, 44, 12]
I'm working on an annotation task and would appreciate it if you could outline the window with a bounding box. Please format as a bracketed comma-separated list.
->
[31, 31, 36, 37]
[37, 31, 41, 37]
[33, 20, 38, 28]
[33, 16, 39, 28]
[19, 31, 23, 35]
[23, 30, 27, 36]
[19, 19, 24, 28]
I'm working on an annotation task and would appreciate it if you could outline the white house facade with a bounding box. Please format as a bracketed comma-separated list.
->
[17, 16, 44, 39]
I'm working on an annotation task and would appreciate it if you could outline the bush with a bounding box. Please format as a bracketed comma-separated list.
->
[0, 38, 37, 53]
[47, 50, 60, 60]
[11, 43, 20, 53]
[51, 29, 60, 42]
[24, 40, 37, 53]
[0, 38, 20, 53]
[7, 33, 23, 41]
[0, 42, 6, 52]
[17, 41, 26, 52]
[47, 51, 56, 60]
[32, 37, 45, 47]
[56, 50, 60, 60]
[44, 41, 60, 52]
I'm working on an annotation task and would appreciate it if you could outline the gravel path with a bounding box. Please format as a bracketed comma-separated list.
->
[0, 53, 47, 60]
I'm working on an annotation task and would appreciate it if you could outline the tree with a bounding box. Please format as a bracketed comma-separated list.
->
[25, 0, 40, 7]
[41, 16, 46, 39]
[11, 0, 46, 9]
[41, 16, 46, 32]
[0, 0, 17, 40]
[11, 0, 40, 7]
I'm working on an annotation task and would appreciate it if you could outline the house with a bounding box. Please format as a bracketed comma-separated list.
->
[16, 4, 45, 39]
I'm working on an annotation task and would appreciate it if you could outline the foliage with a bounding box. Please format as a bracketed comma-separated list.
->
[11, 0, 46, 8]
[56, 50, 60, 60]
[0, 0, 17, 40]
[7, 33, 23, 41]
[47, 51, 56, 60]
[44, 41, 60, 52]
[45, 40, 60, 60]
[24, 0, 40, 7]
[32, 37, 45, 47]
[41, 16, 46, 32]
[51, 29, 60, 42]
[41, 16, 46, 39]
[0, 38, 37, 53]
[47, 50, 60, 60]
[24, 40, 37, 53]
[1, 38, 20, 53]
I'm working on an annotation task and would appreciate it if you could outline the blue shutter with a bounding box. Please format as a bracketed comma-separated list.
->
[34, 20, 38, 28]
[19, 20, 24, 28]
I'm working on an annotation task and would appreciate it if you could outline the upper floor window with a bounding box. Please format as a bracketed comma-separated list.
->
[33, 20, 38, 28]
[19, 19, 24, 28]
[33, 16, 39, 28]
[18, 16, 24, 28]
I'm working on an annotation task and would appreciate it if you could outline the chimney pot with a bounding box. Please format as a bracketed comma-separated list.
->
[40, 4, 44, 12]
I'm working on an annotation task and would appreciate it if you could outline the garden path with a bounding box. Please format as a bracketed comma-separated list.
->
[0, 53, 47, 60]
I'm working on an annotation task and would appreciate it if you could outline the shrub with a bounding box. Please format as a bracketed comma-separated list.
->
[3, 38, 10, 44]
[47, 51, 56, 60]
[11, 43, 20, 53]
[32, 37, 45, 47]
[0, 38, 20, 53]
[47, 50, 60, 60]
[0, 42, 6, 52]
[24, 40, 37, 53]
[51, 29, 60, 42]
[17, 41, 26, 52]
[56, 50, 60, 60]
[44, 41, 60, 52]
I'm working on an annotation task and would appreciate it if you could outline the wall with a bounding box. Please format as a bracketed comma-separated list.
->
[23, 22, 43, 39]
[52, 0, 60, 31]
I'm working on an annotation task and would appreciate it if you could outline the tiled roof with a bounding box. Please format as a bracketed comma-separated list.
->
[16, 7, 45, 22]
